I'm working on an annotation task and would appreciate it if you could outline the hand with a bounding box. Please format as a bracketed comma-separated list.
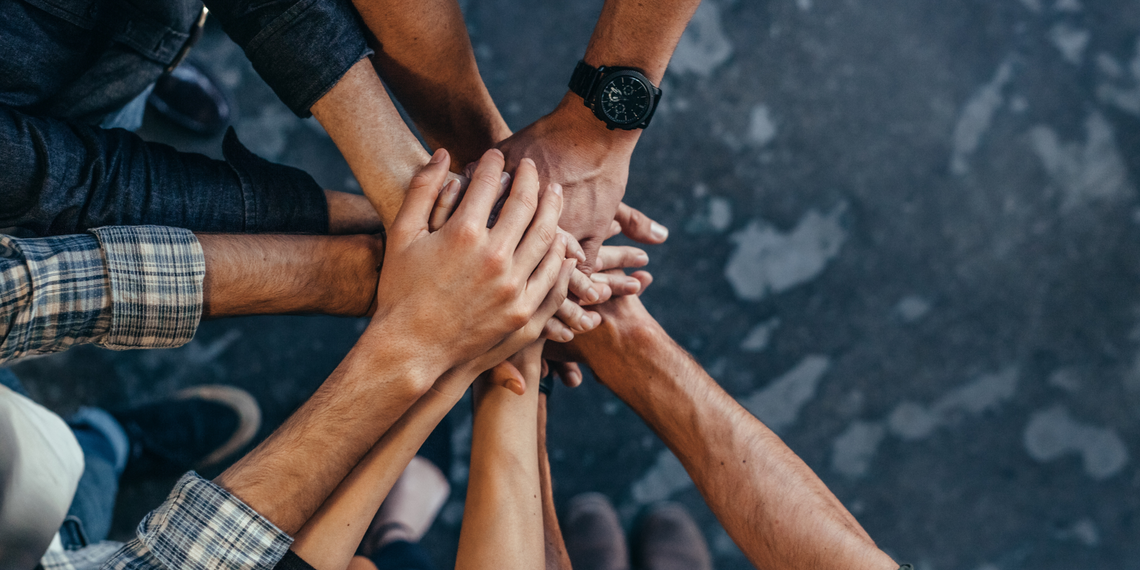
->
[371, 148, 571, 378]
[496, 101, 667, 270]
[543, 267, 654, 387]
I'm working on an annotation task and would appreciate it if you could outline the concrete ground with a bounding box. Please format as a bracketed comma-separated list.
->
[11, 0, 1140, 568]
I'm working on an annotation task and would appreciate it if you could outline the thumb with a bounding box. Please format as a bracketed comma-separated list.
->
[392, 149, 451, 237]
[615, 202, 669, 244]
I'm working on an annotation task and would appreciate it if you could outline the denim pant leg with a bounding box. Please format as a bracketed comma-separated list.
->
[0, 367, 28, 395]
[368, 541, 437, 570]
[63, 408, 130, 546]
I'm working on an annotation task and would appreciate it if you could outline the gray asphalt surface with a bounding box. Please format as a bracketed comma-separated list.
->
[12, 0, 1140, 568]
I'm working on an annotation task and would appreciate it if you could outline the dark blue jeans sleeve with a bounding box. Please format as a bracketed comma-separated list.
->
[205, 0, 373, 118]
[0, 106, 329, 236]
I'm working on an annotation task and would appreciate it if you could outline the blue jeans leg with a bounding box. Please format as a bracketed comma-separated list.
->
[63, 408, 130, 546]
[368, 541, 437, 570]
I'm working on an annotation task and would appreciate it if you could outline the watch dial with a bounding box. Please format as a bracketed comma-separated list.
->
[599, 75, 651, 124]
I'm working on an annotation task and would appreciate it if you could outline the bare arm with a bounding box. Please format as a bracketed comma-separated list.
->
[354, 0, 510, 170]
[538, 391, 574, 570]
[310, 60, 435, 228]
[199, 233, 382, 318]
[568, 294, 898, 570]
[496, 0, 697, 267]
[457, 345, 546, 570]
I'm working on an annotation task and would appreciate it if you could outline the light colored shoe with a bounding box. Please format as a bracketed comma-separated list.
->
[361, 456, 451, 554]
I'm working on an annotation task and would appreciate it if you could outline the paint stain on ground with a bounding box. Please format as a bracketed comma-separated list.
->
[831, 420, 887, 478]
[1023, 405, 1129, 480]
[1049, 23, 1090, 64]
[894, 295, 932, 323]
[1096, 37, 1140, 117]
[740, 318, 780, 352]
[1028, 112, 1133, 210]
[724, 204, 848, 302]
[747, 105, 777, 147]
[670, 0, 733, 77]
[739, 355, 831, 433]
[888, 367, 1019, 440]
[950, 59, 1014, 176]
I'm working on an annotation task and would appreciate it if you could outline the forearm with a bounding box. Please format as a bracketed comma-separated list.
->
[355, 0, 510, 169]
[213, 326, 436, 534]
[457, 352, 545, 570]
[326, 190, 384, 235]
[290, 369, 473, 570]
[538, 394, 573, 570]
[581, 318, 895, 570]
[199, 233, 383, 318]
[584, 0, 701, 84]
[310, 59, 432, 228]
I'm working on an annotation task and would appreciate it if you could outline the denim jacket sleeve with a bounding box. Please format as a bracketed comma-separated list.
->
[204, 0, 373, 118]
[0, 106, 329, 236]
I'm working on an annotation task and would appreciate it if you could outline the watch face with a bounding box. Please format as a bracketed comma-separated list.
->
[598, 73, 652, 125]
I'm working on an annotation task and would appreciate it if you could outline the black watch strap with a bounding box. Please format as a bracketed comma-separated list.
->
[568, 60, 601, 100]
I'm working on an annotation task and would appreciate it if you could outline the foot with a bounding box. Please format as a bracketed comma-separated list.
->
[563, 493, 630, 570]
[147, 61, 231, 135]
[111, 385, 260, 477]
[360, 456, 451, 555]
[630, 502, 712, 570]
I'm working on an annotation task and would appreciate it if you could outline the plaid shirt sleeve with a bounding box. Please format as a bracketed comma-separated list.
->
[100, 473, 293, 570]
[0, 226, 204, 364]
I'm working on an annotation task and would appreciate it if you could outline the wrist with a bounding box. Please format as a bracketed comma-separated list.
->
[354, 319, 445, 397]
[549, 93, 641, 154]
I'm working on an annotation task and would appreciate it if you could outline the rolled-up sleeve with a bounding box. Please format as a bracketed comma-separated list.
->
[0, 107, 329, 236]
[205, 0, 373, 117]
[0, 226, 204, 364]
[101, 472, 293, 570]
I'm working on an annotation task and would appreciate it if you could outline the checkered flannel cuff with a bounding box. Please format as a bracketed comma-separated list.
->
[90, 226, 203, 350]
[110, 473, 292, 570]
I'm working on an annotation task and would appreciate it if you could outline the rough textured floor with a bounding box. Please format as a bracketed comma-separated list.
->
[11, 0, 1140, 568]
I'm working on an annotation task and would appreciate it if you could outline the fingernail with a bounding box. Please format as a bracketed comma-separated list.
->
[445, 179, 460, 195]
[500, 172, 511, 187]
[650, 221, 668, 241]
[522, 157, 536, 168]
[636, 252, 649, 264]
[551, 183, 563, 196]
[430, 148, 447, 164]
[561, 329, 574, 342]
[559, 234, 569, 246]
[506, 378, 526, 396]
[586, 286, 600, 302]
[488, 148, 504, 159]
[626, 280, 641, 294]
[579, 315, 595, 330]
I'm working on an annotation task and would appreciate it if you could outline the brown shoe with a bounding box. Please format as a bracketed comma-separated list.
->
[631, 503, 713, 570]
[564, 493, 630, 570]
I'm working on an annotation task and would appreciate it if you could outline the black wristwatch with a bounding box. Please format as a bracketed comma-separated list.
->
[568, 60, 662, 130]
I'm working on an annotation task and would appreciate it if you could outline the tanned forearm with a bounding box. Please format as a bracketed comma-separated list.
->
[213, 324, 437, 534]
[310, 60, 433, 228]
[355, 0, 510, 170]
[538, 393, 573, 570]
[576, 308, 897, 570]
[326, 190, 384, 234]
[198, 233, 382, 318]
